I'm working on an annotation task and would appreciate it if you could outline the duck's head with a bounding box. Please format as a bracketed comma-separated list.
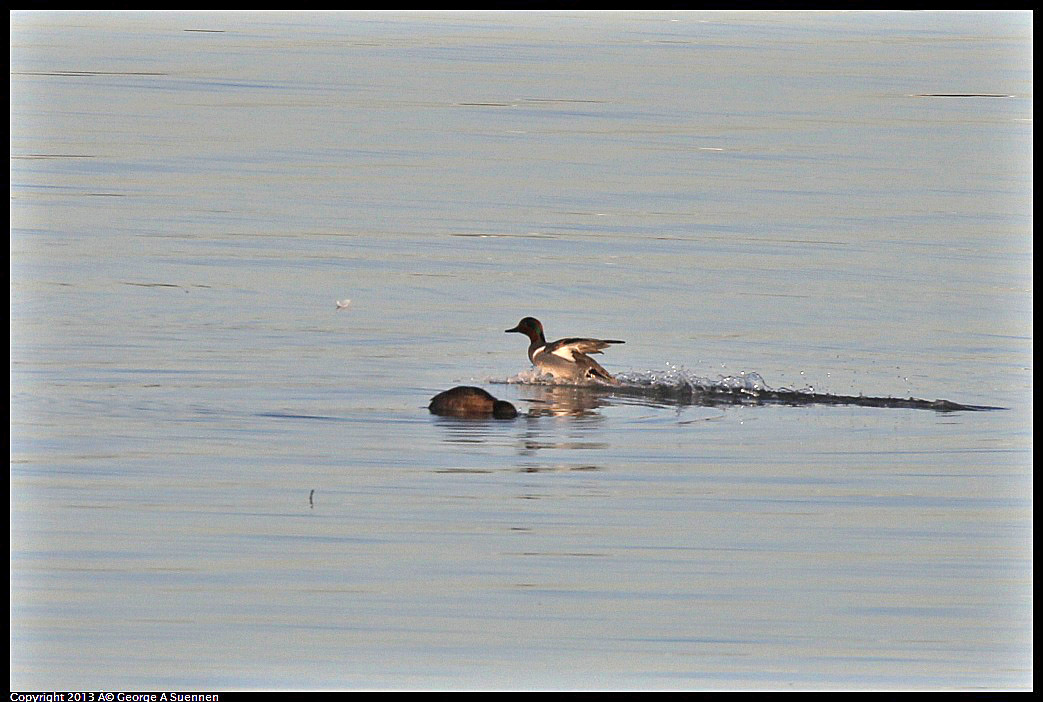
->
[505, 317, 545, 342]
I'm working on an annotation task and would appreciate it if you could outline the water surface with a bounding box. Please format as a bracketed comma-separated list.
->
[10, 10, 1032, 690]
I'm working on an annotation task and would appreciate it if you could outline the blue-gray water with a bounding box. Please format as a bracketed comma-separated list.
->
[10, 11, 1032, 690]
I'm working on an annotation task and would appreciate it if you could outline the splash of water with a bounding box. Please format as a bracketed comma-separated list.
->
[616, 366, 791, 394]
[503, 365, 790, 398]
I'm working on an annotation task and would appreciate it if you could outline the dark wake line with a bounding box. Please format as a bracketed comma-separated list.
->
[609, 382, 1005, 412]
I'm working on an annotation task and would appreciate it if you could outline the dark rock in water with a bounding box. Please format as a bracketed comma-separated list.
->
[429, 386, 518, 419]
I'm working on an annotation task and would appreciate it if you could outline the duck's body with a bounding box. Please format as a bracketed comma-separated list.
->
[429, 386, 518, 419]
[505, 317, 624, 383]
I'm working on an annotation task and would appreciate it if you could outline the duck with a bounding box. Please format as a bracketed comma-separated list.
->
[505, 317, 624, 383]
[429, 386, 518, 419]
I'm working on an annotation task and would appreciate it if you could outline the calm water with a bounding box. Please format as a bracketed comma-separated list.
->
[10, 11, 1032, 690]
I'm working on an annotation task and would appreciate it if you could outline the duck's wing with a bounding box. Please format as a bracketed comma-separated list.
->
[582, 356, 618, 383]
[546, 337, 624, 361]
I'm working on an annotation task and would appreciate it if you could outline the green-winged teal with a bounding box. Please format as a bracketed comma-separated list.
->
[505, 317, 624, 383]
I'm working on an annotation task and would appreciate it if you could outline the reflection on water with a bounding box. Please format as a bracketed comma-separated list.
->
[515, 383, 616, 418]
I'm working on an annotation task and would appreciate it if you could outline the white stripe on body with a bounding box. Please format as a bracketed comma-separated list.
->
[549, 345, 576, 361]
